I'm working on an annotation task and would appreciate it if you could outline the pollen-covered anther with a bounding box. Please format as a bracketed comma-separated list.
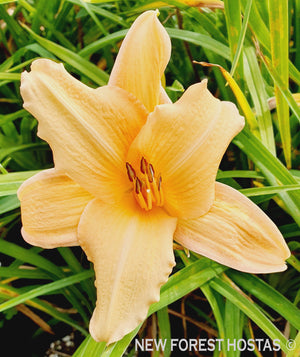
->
[126, 162, 136, 182]
[126, 158, 164, 210]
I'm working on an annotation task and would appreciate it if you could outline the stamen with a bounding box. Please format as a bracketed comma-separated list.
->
[150, 176, 160, 204]
[126, 162, 136, 182]
[126, 159, 164, 210]
[158, 175, 162, 191]
[146, 189, 152, 210]
[158, 176, 164, 206]
[134, 178, 148, 210]
[140, 157, 153, 200]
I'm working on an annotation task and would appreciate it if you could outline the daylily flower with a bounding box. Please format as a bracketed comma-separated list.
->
[18, 11, 290, 344]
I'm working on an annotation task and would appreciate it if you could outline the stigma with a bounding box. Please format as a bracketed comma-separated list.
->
[126, 157, 164, 211]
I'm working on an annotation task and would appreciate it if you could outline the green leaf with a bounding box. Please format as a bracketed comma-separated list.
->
[0, 267, 49, 280]
[259, 53, 300, 124]
[228, 271, 300, 330]
[58, 247, 96, 306]
[268, 0, 291, 167]
[0, 143, 48, 162]
[243, 45, 276, 155]
[243, 0, 300, 86]
[166, 28, 231, 61]
[239, 184, 300, 197]
[0, 5, 27, 47]
[0, 73, 21, 81]
[210, 276, 289, 353]
[78, 29, 128, 58]
[0, 270, 93, 312]
[0, 283, 88, 335]
[234, 128, 300, 226]
[201, 284, 226, 355]
[0, 239, 63, 278]
[67, 0, 127, 26]
[286, 330, 300, 357]
[229, 0, 252, 78]
[157, 307, 171, 357]
[21, 24, 109, 86]
[0, 170, 40, 197]
[0, 195, 20, 214]
[150, 258, 227, 316]
[224, 299, 243, 357]
[217, 170, 264, 180]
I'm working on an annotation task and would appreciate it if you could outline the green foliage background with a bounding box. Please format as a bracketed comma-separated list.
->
[0, 0, 299, 356]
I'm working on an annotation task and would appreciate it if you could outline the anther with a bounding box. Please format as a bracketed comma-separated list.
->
[126, 162, 136, 182]
[140, 157, 148, 174]
[135, 177, 142, 194]
[148, 164, 154, 183]
[158, 177, 164, 206]
[158, 175, 162, 191]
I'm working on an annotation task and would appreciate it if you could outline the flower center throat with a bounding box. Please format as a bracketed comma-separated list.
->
[126, 157, 164, 211]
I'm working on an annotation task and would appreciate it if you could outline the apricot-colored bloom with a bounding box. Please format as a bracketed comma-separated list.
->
[18, 11, 290, 344]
